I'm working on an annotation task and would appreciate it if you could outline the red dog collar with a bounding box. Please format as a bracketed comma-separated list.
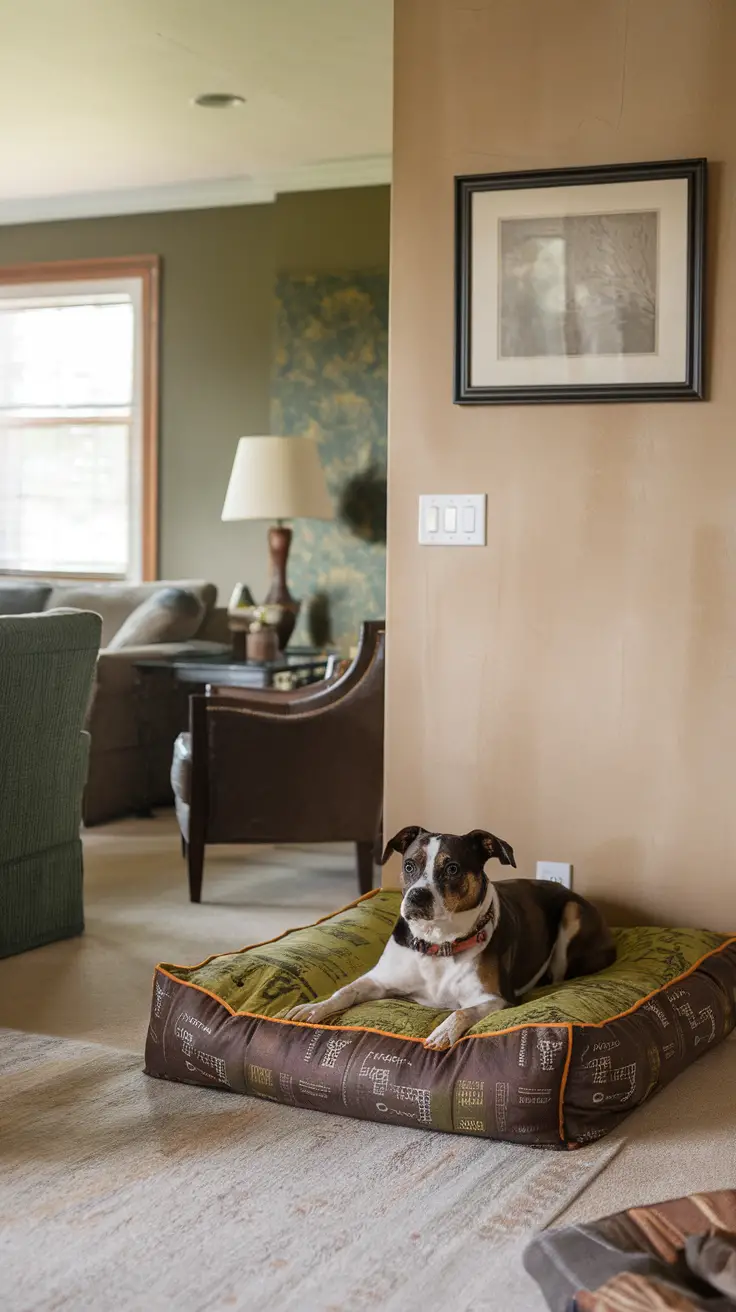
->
[408, 905, 495, 958]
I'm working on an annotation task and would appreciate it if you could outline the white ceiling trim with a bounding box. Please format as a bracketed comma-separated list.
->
[0, 154, 392, 227]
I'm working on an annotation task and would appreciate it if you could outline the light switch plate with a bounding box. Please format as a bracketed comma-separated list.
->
[418, 494, 486, 545]
[536, 861, 573, 890]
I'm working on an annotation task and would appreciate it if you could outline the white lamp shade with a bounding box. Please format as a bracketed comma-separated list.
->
[221, 435, 333, 522]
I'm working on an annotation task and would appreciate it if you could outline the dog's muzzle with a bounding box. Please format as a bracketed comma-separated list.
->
[402, 886, 435, 920]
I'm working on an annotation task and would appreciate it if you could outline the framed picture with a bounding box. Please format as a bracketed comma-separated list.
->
[454, 158, 706, 405]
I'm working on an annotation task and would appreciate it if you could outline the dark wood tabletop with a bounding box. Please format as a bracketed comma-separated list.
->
[134, 647, 338, 691]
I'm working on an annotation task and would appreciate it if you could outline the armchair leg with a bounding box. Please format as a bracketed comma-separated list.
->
[356, 842, 374, 897]
[181, 834, 187, 858]
[187, 834, 205, 903]
[373, 804, 384, 864]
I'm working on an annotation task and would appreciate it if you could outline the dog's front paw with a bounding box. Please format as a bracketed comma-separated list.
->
[424, 1013, 466, 1050]
[283, 1000, 336, 1024]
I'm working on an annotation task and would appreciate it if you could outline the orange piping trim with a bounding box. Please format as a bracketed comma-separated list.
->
[153, 934, 736, 1047]
[558, 1024, 574, 1144]
[551, 935, 736, 1032]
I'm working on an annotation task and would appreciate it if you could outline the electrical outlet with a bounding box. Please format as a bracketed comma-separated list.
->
[536, 861, 573, 889]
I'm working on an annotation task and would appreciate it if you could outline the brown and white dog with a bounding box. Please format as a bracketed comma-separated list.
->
[285, 826, 616, 1049]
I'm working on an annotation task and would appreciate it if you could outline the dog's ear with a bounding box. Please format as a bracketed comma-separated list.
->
[380, 826, 425, 865]
[466, 830, 516, 869]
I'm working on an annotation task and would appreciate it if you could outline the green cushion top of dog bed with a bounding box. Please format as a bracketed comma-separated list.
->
[159, 889, 733, 1041]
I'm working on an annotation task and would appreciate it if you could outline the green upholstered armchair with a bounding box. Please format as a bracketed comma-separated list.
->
[0, 609, 101, 957]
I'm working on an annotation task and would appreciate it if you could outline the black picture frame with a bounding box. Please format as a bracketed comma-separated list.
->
[454, 158, 707, 405]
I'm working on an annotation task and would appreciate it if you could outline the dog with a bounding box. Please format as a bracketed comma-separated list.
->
[285, 826, 616, 1049]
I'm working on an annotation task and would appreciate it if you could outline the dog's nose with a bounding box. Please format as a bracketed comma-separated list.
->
[403, 886, 435, 920]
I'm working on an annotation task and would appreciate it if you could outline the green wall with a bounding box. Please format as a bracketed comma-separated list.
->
[0, 186, 390, 603]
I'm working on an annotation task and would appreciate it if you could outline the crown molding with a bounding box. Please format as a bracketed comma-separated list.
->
[268, 154, 392, 194]
[0, 154, 392, 226]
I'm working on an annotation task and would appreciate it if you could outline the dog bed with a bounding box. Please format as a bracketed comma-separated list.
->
[145, 890, 736, 1147]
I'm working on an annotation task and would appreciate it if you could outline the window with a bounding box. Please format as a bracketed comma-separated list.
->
[0, 256, 159, 579]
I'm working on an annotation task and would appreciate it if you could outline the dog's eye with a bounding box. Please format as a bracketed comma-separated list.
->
[403, 860, 416, 876]
[446, 862, 460, 878]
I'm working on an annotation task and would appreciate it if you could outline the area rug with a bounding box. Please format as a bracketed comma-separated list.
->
[0, 1029, 624, 1312]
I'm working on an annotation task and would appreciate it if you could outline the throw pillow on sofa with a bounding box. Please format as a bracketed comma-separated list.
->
[106, 587, 205, 650]
[0, 582, 53, 615]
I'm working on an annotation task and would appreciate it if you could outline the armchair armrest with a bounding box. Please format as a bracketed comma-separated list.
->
[208, 666, 344, 713]
[209, 628, 382, 715]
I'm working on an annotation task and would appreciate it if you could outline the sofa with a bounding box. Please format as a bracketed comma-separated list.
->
[0, 579, 230, 826]
[0, 609, 101, 957]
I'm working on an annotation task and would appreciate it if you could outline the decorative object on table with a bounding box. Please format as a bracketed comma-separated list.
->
[455, 158, 707, 405]
[135, 648, 335, 693]
[221, 435, 333, 651]
[244, 606, 280, 663]
[245, 629, 279, 663]
[226, 583, 256, 615]
[307, 591, 332, 649]
[271, 271, 388, 652]
[226, 584, 259, 659]
[226, 600, 283, 660]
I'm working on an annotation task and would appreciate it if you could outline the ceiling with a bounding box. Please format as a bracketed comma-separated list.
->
[0, 0, 393, 223]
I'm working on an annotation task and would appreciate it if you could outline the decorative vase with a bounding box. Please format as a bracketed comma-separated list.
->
[246, 627, 279, 663]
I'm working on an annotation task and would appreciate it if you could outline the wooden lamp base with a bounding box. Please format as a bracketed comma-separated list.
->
[265, 523, 300, 650]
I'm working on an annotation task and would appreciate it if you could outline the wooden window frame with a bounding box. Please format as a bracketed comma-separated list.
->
[0, 254, 160, 581]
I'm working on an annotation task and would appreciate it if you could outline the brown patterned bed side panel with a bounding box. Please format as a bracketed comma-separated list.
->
[145, 940, 736, 1148]
[563, 941, 736, 1146]
[144, 971, 570, 1147]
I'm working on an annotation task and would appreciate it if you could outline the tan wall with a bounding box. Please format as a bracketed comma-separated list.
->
[385, 0, 736, 930]
[0, 187, 390, 602]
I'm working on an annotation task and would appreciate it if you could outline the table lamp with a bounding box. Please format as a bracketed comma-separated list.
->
[221, 435, 333, 649]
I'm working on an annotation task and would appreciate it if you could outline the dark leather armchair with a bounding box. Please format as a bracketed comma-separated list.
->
[171, 621, 385, 903]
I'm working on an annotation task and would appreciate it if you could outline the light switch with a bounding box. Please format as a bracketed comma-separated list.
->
[418, 494, 486, 545]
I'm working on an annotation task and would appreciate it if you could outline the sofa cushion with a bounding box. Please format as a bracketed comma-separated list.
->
[0, 582, 52, 615]
[145, 890, 736, 1148]
[105, 588, 205, 651]
[49, 580, 217, 647]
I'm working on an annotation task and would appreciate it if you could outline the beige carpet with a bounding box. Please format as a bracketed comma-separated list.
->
[0, 815, 362, 1051]
[557, 1030, 736, 1226]
[1, 813, 735, 1309]
[0, 1028, 622, 1312]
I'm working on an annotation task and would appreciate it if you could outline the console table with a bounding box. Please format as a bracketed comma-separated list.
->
[134, 647, 338, 693]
